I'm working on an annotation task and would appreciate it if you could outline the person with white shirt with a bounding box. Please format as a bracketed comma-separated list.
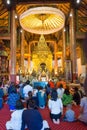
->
[23, 80, 33, 100]
[57, 84, 64, 98]
[48, 89, 63, 124]
[6, 100, 24, 130]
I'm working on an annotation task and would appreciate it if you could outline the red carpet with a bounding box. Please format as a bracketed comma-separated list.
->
[0, 104, 87, 130]
[39, 106, 87, 130]
[0, 104, 11, 130]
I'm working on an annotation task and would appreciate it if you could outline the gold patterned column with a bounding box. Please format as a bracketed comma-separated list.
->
[21, 30, 24, 74]
[62, 28, 66, 74]
[70, 8, 77, 81]
[28, 43, 31, 72]
[10, 9, 17, 82]
[54, 42, 58, 75]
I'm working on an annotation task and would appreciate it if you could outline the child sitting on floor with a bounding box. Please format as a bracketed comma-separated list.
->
[63, 104, 76, 122]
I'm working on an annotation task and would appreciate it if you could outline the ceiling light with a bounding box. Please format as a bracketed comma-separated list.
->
[70, 12, 72, 17]
[64, 28, 66, 32]
[76, 0, 80, 4]
[7, 0, 10, 5]
[20, 29, 23, 33]
[15, 14, 18, 19]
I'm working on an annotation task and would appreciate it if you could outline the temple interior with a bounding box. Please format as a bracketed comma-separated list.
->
[0, 0, 87, 83]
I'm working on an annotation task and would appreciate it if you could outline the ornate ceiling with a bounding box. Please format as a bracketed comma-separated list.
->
[0, 0, 87, 54]
[19, 6, 65, 34]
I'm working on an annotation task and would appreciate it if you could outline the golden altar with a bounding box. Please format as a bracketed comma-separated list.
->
[32, 35, 53, 76]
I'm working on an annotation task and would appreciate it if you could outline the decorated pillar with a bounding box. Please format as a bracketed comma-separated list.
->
[28, 43, 31, 72]
[0, 41, 8, 79]
[20, 30, 24, 74]
[62, 28, 66, 74]
[69, 8, 77, 81]
[10, 9, 17, 82]
[54, 42, 58, 75]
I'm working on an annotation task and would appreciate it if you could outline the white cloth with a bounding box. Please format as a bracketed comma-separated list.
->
[57, 88, 64, 98]
[3, 86, 8, 95]
[48, 98, 63, 114]
[41, 120, 50, 130]
[23, 84, 33, 98]
[33, 89, 38, 97]
[6, 109, 24, 130]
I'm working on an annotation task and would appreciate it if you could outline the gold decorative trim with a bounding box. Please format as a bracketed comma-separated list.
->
[20, 7, 65, 34]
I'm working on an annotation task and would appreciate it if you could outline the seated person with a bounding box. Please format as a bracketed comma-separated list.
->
[63, 104, 76, 122]
[48, 89, 63, 124]
[7, 86, 20, 111]
[26, 91, 38, 109]
[8, 82, 16, 94]
[73, 87, 82, 105]
[23, 80, 33, 100]
[0, 82, 4, 109]
[19, 82, 25, 100]
[6, 100, 24, 130]
[78, 93, 87, 124]
[21, 99, 51, 130]
[62, 87, 73, 106]
[56, 78, 66, 89]
[37, 87, 47, 109]
[48, 79, 55, 89]
[57, 84, 64, 99]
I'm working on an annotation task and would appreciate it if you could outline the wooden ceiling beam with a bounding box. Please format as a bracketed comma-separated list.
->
[0, 34, 10, 40]
[76, 32, 86, 39]
[17, 0, 71, 5]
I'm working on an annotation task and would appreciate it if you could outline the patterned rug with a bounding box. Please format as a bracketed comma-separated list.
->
[0, 104, 11, 130]
[39, 106, 87, 130]
[0, 104, 87, 130]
